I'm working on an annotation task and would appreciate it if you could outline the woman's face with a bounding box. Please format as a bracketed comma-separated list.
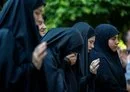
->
[108, 35, 119, 52]
[33, 6, 46, 36]
[88, 36, 95, 52]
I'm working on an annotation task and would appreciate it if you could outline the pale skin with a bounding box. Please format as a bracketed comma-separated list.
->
[118, 49, 128, 68]
[88, 36, 100, 74]
[66, 36, 100, 74]
[109, 35, 128, 68]
[33, 6, 46, 36]
[66, 53, 77, 66]
[32, 6, 47, 70]
[108, 35, 119, 52]
[32, 42, 47, 70]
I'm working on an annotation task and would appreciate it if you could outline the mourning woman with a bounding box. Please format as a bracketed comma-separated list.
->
[0, 0, 47, 92]
[41, 28, 83, 92]
[72, 22, 100, 92]
[89, 24, 127, 92]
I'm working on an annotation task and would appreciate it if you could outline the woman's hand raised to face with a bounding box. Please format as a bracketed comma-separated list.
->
[32, 42, 47, 70]
[90, 58, 100, 75]
[66, 53, 78, 66]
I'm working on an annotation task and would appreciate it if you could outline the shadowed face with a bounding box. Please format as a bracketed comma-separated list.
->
[108, 35, 119, 52]
[33, 6, 46, 36]
[88, 36, 95, 52]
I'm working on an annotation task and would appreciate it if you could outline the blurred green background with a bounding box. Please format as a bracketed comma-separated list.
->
[44, 0, 130, 48]
[1, 0, 130, 48]
[45, 0, 130, 31]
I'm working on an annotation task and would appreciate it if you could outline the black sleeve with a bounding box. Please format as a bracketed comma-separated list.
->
[96, 57, 127, 92]
[0, 30, 15, 91]
[43, 54, 66, 92]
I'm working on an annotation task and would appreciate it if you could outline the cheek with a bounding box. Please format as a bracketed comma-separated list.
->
[108, 41, 114, 48]
[88, 42, 90, 49]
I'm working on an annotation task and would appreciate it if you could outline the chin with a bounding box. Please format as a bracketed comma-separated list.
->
[112, 49, 117, 52]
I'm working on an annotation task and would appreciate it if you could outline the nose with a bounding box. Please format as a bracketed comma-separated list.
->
[91, 43, 94, 49]
[39, 21, 46, 29]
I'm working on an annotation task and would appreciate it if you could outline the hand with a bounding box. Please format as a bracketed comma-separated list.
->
[66, 53, 77, 66]
[32, 42, 47, 70]
[118, 49, 128, 68]
[89, 58, 100, 74]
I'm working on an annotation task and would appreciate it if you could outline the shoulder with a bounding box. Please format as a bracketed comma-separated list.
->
[89, 49, 105, 61]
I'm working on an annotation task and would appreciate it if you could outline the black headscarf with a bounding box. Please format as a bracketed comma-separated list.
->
[90, 24, 126, 92]
[0, 0, 46, 62]
[0, 0, 45, 91]
[41, 28, 83, 92]
[72, 22, 95, 92]
[72, 22, 95, 76]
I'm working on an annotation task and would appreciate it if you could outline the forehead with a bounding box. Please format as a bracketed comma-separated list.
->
[88, 36, 95, 40]
[110, 35, 118, 39]
[34, 6, 43, 12]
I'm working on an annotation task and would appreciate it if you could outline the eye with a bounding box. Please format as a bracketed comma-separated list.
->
[89, 40, 94, 44]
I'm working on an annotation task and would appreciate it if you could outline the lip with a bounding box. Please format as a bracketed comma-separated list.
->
[88, 49, 92, 52]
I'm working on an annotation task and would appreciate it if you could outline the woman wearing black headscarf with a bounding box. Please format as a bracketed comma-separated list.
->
[0, 0, 47, 92]
[41, 28, 83, 92]
[89, 24, 127, 92]
[72, 22, 100, 92]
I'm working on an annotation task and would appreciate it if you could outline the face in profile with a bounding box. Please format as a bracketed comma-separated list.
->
[33, 6, 46, 36]
[108, 35, 119, 52]
[88, 36, 95, 52]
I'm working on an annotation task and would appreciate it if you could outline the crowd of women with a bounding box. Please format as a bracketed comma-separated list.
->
[0, 0, 130, 92]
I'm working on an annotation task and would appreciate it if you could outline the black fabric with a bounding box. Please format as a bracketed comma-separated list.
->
[0, 0, 5, 8]
[0, 28, 14, 92]
[63, 57, 79, 92]
[72, 22, 95, 92]
[41, 28, 83, 92]
[0, 0, 46, 92]
[89, 24, 127, 92]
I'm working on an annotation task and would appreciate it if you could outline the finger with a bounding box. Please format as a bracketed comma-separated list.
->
[91, 65, 99, 73]
[67, 54, 76, 58]
[91, 58, 99, 65]
[37, 43, 47, 56]
[36, 42, 47, 52]
[89, 65, 93, 71]
[92, 60, 100, 68]
[90, 66, 94, 73]
[39, 51, 47, 61]
[94, 65, 99, 71]
[90, 60, 99, 68]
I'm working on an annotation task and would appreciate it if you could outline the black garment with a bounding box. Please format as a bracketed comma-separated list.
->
[41, 28, 83, 92]
[0, 0, 46, 92]
[63, 57, 79, 92]
[72, 22, 95, 92]
[0, 28, 14, 92]
[89, 24, 127, 92]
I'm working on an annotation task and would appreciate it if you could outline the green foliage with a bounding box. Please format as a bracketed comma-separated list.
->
[45, 0, 130, 32]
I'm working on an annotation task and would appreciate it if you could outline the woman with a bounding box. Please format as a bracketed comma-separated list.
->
[72, 22, 100, 92]
[41, 28, 83, 92]
[89, 24, 127, 92]
[0, 0, 47, 92]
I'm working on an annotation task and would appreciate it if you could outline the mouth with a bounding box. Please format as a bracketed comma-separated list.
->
[88, 49, 92, 52]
